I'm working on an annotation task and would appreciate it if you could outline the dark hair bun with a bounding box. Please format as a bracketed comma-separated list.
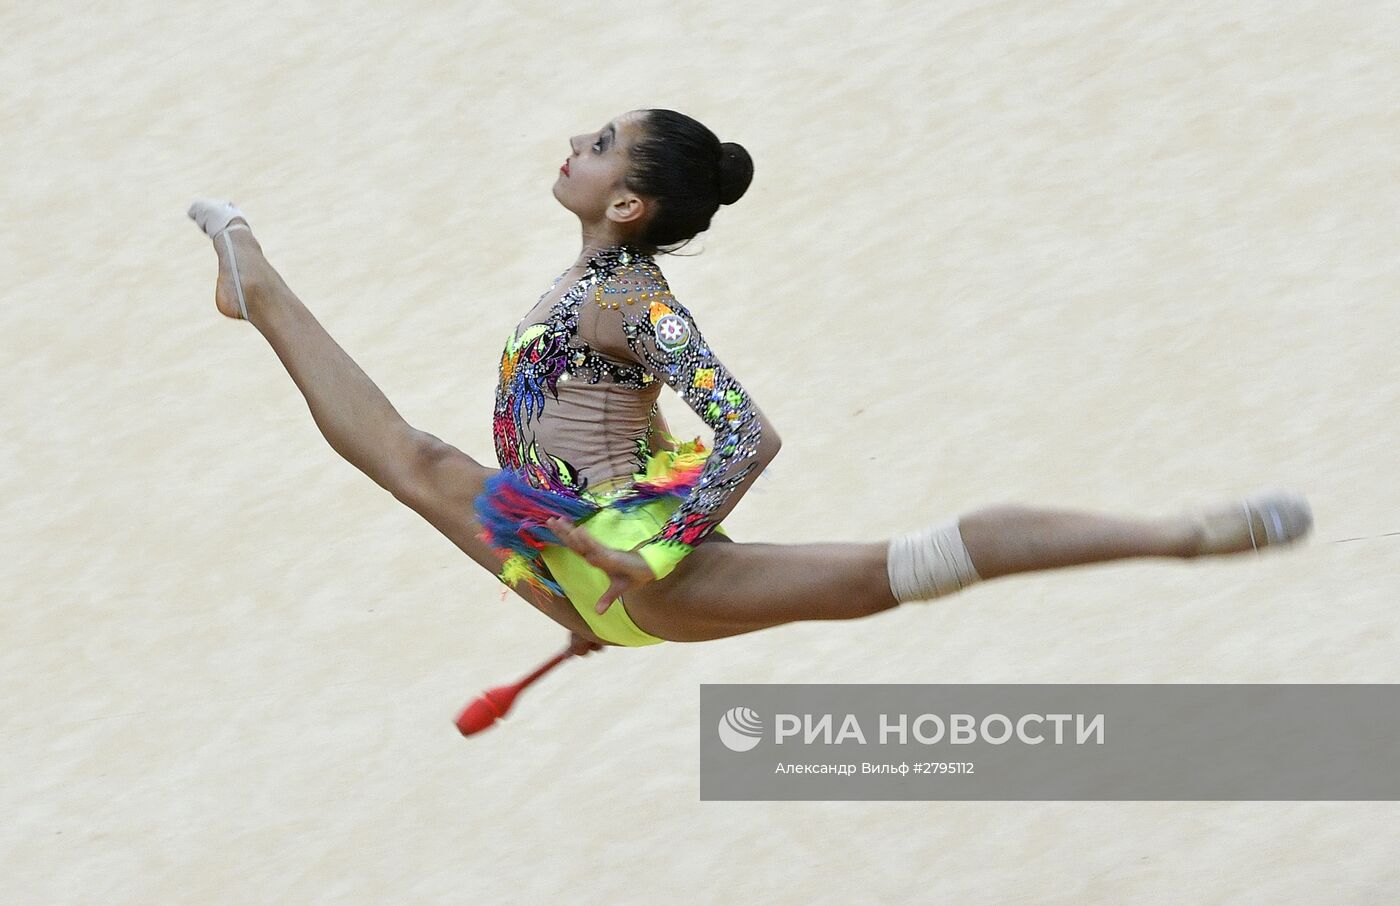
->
[717, 142, 754, 206]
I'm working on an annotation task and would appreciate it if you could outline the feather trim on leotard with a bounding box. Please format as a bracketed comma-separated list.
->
[475, 437, 711, 598]
[611, 438, 708, 511]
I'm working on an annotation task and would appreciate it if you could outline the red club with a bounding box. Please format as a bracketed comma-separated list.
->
[455, 645, 577, 736]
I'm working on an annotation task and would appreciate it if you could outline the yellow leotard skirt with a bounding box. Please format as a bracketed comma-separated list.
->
[474, 440, 726, 647]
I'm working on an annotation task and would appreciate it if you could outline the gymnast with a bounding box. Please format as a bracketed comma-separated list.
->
[187, 108, 1312, 650]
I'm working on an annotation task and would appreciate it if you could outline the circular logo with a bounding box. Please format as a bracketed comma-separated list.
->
[717, 706, 763, 752]
[654, 313, 691, 352]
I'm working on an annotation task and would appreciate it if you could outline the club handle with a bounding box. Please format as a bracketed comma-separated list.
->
[517, 648, 575, 690]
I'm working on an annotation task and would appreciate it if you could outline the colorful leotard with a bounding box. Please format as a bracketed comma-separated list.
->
[474, 244, 770, 643]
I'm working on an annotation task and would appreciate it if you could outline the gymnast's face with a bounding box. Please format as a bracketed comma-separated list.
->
[553, 111, 649, 233]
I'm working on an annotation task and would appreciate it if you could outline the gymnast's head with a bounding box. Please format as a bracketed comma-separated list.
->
[554, 109, 754, 255]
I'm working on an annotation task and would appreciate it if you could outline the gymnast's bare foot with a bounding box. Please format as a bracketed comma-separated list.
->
[187, 198, 269, 321]
[1188, 490, 1313, 556]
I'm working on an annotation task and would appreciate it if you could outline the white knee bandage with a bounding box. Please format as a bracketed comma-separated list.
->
[887, 518, 982, 603]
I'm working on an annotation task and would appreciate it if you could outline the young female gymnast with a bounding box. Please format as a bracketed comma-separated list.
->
[188, 108, 1312, 650]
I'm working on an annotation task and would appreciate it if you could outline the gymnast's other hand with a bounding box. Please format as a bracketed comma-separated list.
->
[546, 516, 655, 614]
[568, 631, 604, 656]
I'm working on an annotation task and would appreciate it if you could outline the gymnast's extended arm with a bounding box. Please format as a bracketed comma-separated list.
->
[587, 263, 782, 578]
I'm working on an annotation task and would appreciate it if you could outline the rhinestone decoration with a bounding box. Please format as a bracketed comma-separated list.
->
[492, 243, 765, 550]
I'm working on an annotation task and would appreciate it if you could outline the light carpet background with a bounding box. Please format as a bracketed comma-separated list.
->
[3, 1, 1397, 903]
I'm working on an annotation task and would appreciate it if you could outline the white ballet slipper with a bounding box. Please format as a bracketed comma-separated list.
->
[187, 198, 253, 320]
[1194, 490, 1313, 555]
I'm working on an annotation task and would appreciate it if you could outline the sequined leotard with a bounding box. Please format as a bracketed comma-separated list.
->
[481, 243, 768, 593]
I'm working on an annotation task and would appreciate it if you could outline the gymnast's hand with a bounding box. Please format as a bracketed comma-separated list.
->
[546, 516, 655, 614]
[568, 631, 604, 656]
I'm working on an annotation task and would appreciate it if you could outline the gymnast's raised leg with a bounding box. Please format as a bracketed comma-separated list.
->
[609, 497, 1313, 643]
[187, 200, 608, 644]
